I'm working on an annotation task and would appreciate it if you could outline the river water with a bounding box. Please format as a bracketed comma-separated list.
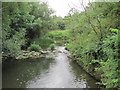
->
[3, 46, 97, 88]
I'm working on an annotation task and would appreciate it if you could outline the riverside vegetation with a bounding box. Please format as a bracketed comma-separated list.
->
[2, 1, 119, 88]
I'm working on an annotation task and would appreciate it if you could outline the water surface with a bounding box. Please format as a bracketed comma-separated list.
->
[3, 47, 97, 88]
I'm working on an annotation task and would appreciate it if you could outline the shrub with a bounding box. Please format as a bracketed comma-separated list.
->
[28, 44, 41, 51]
[48, 44, 56, 50]
[98, 33, 119, 88]
[33, 38, 55, 49]
[3, 28, 26, 56]
[47, 30, 73, 39]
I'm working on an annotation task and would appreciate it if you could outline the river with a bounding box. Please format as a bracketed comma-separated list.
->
[3, 46, 97, 88]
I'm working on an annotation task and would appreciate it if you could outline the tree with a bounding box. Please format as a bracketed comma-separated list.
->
[50, 16, 65, 30]
[65, 2, 119, 88]
[2, 2, 54, 55]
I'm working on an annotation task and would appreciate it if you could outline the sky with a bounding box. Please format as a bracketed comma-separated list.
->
[46, 0, 95, 17]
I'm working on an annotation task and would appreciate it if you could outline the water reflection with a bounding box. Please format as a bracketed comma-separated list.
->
[69, 61, 97, 88]
[3, 57, 55, 88]
[2, 47, 97, 88]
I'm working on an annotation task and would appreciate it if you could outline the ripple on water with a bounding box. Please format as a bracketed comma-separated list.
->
[3, 46, 97, 88]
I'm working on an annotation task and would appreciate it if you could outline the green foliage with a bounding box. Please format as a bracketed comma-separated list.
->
[33, 38, 55, 49]
[48, 30, 73, 38]
[110, 28, 119, 33]
[48, 44, 56, 50]
[50, 16, 65, 30]
[28, 44, 41, 52]
[2, 2, 54, 56]
[47, 30, 73, 45]
[3, 29, 26, 55]
[2, 2, 29, 55]
[98, 33, 119, 88]
[2, 1, 119, 88]
[25, 2, 54, 42]
[65, 2, 119, 88]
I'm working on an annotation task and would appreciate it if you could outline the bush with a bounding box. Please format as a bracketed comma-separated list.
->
[28, 44, 41, 51]
[48, 44, 56, 50]
[98, 33, 119, 88]
[47, 30, 73, 39]
[33, 38, 55, 49]
[2, 28, 26, 56]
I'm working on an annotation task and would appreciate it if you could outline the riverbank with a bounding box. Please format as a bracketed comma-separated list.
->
[2, 51, 44, 62]
[1, 45, 112, 88]
[2, 48, 64, 61]
[66, 51, 119, 88]
[46, 30, 103, 87]
[67, 54, 102, 86]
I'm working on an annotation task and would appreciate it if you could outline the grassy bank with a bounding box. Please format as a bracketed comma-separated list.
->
[46, 30, 74, 45]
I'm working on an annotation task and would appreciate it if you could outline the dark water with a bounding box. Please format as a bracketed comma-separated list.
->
[3, 47, 97, 88]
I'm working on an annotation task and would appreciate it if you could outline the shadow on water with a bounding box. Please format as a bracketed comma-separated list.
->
[2, 57, 55, 88]
[2, 46, 98, 88]
[69, 61, 98, 88]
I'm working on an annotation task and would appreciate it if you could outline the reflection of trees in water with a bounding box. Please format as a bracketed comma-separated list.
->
[69, 61, 97, 88]
[2, 57, 55, 88]
[3, 52, 97, 88]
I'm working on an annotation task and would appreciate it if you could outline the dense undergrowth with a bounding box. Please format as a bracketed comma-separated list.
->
[2, 1, 119, 88]
[48, 28, 119, 88]
[47, 2, 119, 88]
[64, 2, 119, 88]
[32, 38, 55, 49]
[2, 2, 54, 57]
[47, 30, 73, 45]
[66, 29, 119, 88]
